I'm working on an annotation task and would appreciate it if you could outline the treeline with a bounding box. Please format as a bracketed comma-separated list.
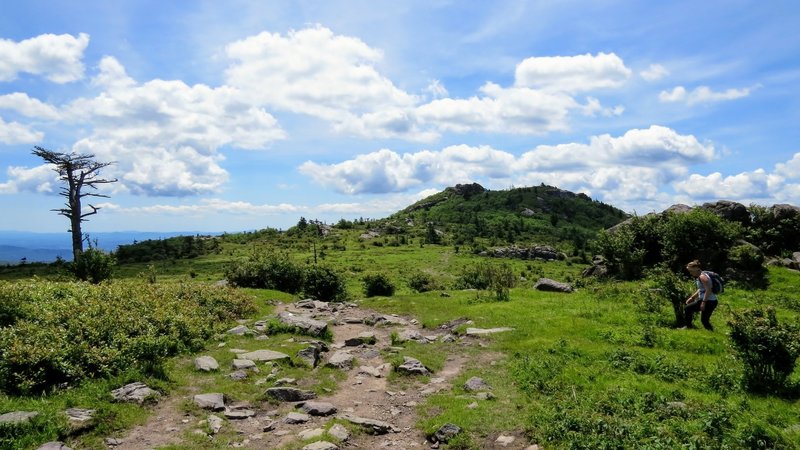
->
[115, 235, 220, 263]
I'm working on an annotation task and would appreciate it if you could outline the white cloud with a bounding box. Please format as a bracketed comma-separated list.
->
[659, 85, 752, 105]
[0, 165, 55, 194]
[0, 92, 62, 119]
[0, 117, 43, 144]
[640, 64, 669, 81]
[425, 79, 448, 99]
[514, 52, 632, 93]
[225, 26, 418, 120]
[299, 126, 712, 208]
[0, 33, 89, 83]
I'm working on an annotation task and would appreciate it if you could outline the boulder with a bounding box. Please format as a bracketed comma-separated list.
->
[65, 408, 95, 430]
[238, 349, 290, 362]
[345, 331, 377, 346]
[227, 325, 251, 335]
[265, 387, 317, 402]
[326, 351, 355, 370]
[193, 393, 225, 411]
[328, 423, 350, 441]
[0, 411, 38, 426]
[207, 414, 223, 434]
[232, 359, 258, 371]
[772, 204, 800, 221]
[284, 412, 311, 424]
[397, 356, 431, 376]
[702, 200, 750, 224]
[298, 401, 337, 416]
[433, 423, 462, 443]
[463, 377, 492, 392]
[194, 356, 219, 372]
[534, 278, 573, 293]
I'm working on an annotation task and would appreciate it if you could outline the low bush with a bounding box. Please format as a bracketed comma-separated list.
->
[303, 265, 348, 302]
[224, 253, 304, 293]
[728, 307, 800, 394]
[408, 271, 437, 293]
[456, 262, 515, 301]
[362, 273, 395, 297]
[71, 248, 115, 284]
[0, 280, 255, 394]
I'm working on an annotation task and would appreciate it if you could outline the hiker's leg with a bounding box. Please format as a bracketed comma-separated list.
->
[700, 301, 718, 330]
[684, 302, 699, 328]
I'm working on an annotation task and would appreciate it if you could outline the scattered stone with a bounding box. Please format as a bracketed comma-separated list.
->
[328, 423, 350, 441]
[277, 311, 329, 337]
[358, 365, 382, 378]
[227, 325, 250, 335]
[104, 438, 124, 446]
[229, 348, 248, 354]
[345, 331, 377, 346]
[262, 419, 277, 432]
[274, 377, 297, 386]
[193, 393, 225, 411]
[326, 350, 355, 370]
[299, 401, 337, 416]
[232, 359, 258, 371]
[65, 408, 95, 429]
[296, 299, 316, 308]
[465, 327, 514, 336]
[397, 329, 426, 343]
[229, 370, 248, 381]
[476, 392, 495, 400]
[525, 445, 541, 450]
[344, 317, 364, 324]
[284, 412, 311, 424]
[361, 348, 381, 359]
[467, 402, 478, 409]
[265, 387, 317, 402]
[224, 408, 256, 420]
[433, 423, 461, 443]
[37, 442, 71, 450]
[302, 442, 339, 450]
[207, 415, 223, 434]
[298, 428, 325, 439]
[110, 382, 160, 404]
[463, 377, 492, 392]
[533, 278, 574, 293]
[496, 435, 516, 446]
[338, 414, 397, 435]
[194, 356, 219, 372]
[397, 356, 431, 376]
[239, 349, 290, 362]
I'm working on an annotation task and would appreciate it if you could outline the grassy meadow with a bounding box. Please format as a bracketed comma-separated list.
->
[1, 223, 799, 449]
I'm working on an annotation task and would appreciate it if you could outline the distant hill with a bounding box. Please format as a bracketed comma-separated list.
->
[391, 183, 629, 249]
[0, 231, 220, 264]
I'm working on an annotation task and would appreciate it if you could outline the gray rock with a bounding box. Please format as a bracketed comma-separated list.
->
[496, 435, 516, 447]
[297, 345, 323, 368]
[193, 393, 225, 411]
[337, 414, 397, 434]
[701, 200, 750, 224]
[433, 423, 462, 443]
[65, 408, 95, 429]
[265, 387, 317, 402]
[533, 278, 573, 293]
[227, 325, 251, 335]
[296, 299, 316, 308]
[232, 358, 257, 370]
[239, 349, 290, 362]
[326, 351, 355, 370]
[110, 382, 159, 404]
[37, 443, 72, 450]
[476, 392, 495, 400]
[104, 438, 124, 446]
[328, 423, 350, 441]
[284, 412, 311, 424]
[194, 356, 219, 372]
[345, 331, 377, 346]
[274, 377, 297, 386]
[397, 356, 431, 376]
[299, 401, 337, 416]
[358, 365, 382, 378]
[303, 441, 339, 450]
[465, 327, 514, 336]
[397, 329, 427, 343]
[207, 414, 223, 434]
[228, 370, 248, 381]
[463, 376, 492, 392]
[298, 428, 325, 440]
[277, 311, 328, 337]
[224, 407, 256, 420]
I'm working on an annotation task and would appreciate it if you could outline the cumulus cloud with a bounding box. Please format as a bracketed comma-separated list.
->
[640, 64, 669, 81]
[659, 85, 752, 105]
[514, 52, 632, 93]
[299, 125, 713, 210]
[0, 117, 43, 144]
[0, 92, 62, 119]
[0, 33, 89, 83]
[0, 164, 55, 194]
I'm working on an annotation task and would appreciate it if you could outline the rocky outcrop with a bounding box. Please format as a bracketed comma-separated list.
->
[277, 311, 328, 337]
[110, 382, 159, 404]
[701, 200, 750, 225]
[483, 245, 566, 261]
[397, 356, 431, 376]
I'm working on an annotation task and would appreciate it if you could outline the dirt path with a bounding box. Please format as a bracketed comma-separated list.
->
[111, 300, 470, 449]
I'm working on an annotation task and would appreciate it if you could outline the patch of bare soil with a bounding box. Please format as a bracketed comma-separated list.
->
[109, 300, 471, 449]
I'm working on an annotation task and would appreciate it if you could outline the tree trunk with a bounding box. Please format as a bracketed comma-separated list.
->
[71, 192, 83, 262]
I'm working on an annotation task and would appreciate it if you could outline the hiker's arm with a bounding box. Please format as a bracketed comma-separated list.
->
[686, 289, 699, 304]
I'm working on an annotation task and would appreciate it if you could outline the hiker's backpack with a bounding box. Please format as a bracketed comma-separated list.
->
[702, 270, 725, 294]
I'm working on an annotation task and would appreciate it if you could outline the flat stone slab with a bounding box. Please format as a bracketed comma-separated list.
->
[345, 331, 377, 346]
[464, 376, 492, 392]
[0, 411, 38, 426]
[465, 327, 514, 336]
[208, 414, 223, 434]
[224, 408, 256, 420]
[37, 443, 72, 450]
[358, 365, 382, 378]
[239, 349, 290, 362]
[303, 442, 339, 450]
[326, 350, 355, 370]
[284, 412, 311, 424]
[110, 382, 160, 404]
[232, 359, 258, 370]
[298, 428, 325, 439]
[227, 325, 251, 335]
[277, 311, 328, 337]
[265, 387, 317, 402]
[328, 423, 350, 441]
[338, 414, 397, 434]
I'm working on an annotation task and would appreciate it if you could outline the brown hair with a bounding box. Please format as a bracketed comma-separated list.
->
[686, 260, 702, 271]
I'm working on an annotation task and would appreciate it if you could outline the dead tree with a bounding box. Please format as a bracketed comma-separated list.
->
[32, 146, 117, 262]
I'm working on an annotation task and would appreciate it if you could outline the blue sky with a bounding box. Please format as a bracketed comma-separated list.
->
[1, 0, 799, 232]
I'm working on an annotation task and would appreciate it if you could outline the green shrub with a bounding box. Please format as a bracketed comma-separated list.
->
[71, 247, 115, 284]
[455, 261, 515, 301]
[303, 265, 348, 302]
[224, 253, 304, 293]
[644, 266, 693, 327]
[728, 243, 768, 288]
[0, 280, 255, 394]
[408, 271, 437, 292]
[362, 273, 395, 297]
[728, 307, 800, 394]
